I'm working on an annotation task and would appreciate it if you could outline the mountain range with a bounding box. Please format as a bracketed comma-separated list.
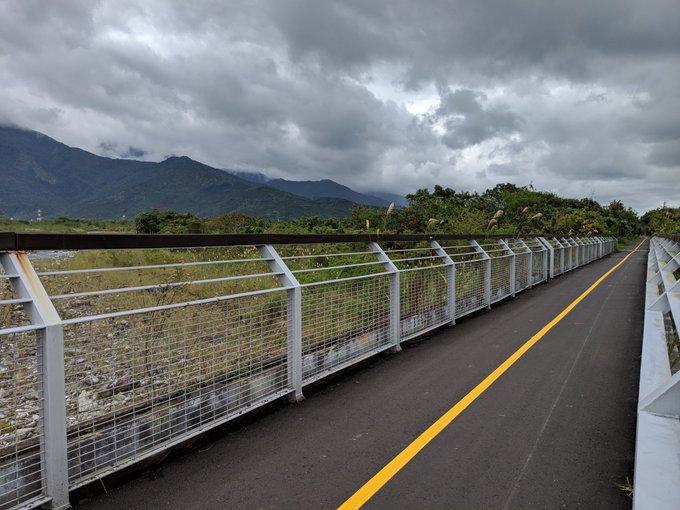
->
[0, 126, 405, 220]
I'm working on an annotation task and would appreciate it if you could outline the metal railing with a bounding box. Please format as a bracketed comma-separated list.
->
[635, 236, 680, 509]
[0, 233, 615, 509]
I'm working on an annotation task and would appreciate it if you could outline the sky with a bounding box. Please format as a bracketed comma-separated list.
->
[1, 0, 679, 213]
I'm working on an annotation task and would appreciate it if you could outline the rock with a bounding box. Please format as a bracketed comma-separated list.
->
[112, 394, 129, 405]
[15, 428, 34, 441]
[78, 390, 96, 413]
[82, 374, 100, 386]
[97, 374, 134, 398]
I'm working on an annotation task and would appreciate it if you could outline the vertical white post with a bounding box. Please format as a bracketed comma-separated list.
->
[258, 245, 304, 403]
[535, 237, 548, 281]
[1, 253, 70, 509]
[470, 240, 491, 309]
[561, 238, 569, 270]
[499, 239, 516, 297]
[575, 237, 586, 266]
[430, 240, 456, 325]
[553, 237, 565, 274]
[517, 239, 532, 288]
[567, 237, 578, 267]
[369, 242, 401, 352]
[538, 237, 553, 279]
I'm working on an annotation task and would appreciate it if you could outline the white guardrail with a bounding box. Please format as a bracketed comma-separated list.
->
[0, 235, 615, 509]
[635, 236, 680, 509]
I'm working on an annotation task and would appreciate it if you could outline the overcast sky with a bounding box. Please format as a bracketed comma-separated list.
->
[1, 0, 679, 212]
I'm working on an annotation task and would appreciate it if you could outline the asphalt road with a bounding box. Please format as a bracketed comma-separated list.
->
[76, 242, 645, 509]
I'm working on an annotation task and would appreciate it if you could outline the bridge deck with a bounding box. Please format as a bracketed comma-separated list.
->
[75, 242, 645, 509]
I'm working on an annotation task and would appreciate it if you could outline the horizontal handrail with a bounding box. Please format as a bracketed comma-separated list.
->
[2, 231, 565, 251]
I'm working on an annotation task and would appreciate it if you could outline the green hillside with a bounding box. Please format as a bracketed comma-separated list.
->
[0, 126, 358, 220]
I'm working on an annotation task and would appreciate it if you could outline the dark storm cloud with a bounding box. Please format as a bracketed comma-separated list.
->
[436, 89, 523, 150]
[648, 142, 680, 168]
[0, 0, 679, 211]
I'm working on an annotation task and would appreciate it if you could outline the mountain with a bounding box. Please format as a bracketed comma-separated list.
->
[227, 170, 270, 184]
[229, 171, 390, 207]
[0, 126, 149, 217]
[364, 191, 408, 208]
[0, 126, 360, 220]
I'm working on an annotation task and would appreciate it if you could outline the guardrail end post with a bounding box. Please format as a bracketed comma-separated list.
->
[1, 253, 71, 509]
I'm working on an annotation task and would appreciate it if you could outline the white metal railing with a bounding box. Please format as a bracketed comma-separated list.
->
[635, 236, 680, 509]
[0, 235, 615, 509]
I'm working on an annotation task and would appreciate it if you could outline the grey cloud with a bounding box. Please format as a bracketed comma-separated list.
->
[488, 164, 519, 177]
[436, 89, 523, 149]
[647, 142, 680, 168]
[0, 0, 679, 212]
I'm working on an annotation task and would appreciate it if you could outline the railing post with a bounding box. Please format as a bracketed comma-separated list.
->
[555, 238, 565, 274]
[258, 245, 304, 403]
[569, 237, 578, 266]
[470, 240, 491, 309]
[561, 238, 570, 270]
[430, 240, 456, 325]
[369, 242, 402, 352]
[1, 253, 70, 510]
[517, 239, 532, 288]
[598, 237, 604, 259]
[538, 237, 552, 280]
[499, 239, 516, 297]
[567, 237, 577, 267]
[575, 237, 585, 266]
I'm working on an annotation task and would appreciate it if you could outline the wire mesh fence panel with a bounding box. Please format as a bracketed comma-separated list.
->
[62, 291, 289, 487]
[532, 250, 546, 284]
[0, 330, 47, 510]
[33, 247, 278, 323]
[399, 266, 449, 341]
[573, 241, 582, 267]
[489, 254, 512, 303]
[454, 259, 486, 318]
[300, 275, 391, 383]
[276, 243, 384, 285]
[555, 244, 565, 275]
[664, 311, 680, 374]
[562, 241, 573, 272]
[380, 242, 451, 341]
[525, 241, 547, 285]
[514, 252, 531, 292]
[544, 239, 564, 276]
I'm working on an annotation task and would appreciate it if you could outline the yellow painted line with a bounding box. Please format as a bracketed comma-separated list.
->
[338, 239, 646, 510]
